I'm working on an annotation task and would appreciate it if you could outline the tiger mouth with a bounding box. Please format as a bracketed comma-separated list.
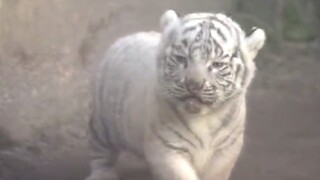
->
[178, 95, 212, 105]
[180, 96, 203, 103]
[179, 96, 213, 114]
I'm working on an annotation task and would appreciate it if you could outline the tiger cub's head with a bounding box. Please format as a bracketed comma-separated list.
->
[156, 10, 266, 115]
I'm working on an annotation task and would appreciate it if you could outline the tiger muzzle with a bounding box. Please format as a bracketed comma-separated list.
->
[185, 76, 205, 93]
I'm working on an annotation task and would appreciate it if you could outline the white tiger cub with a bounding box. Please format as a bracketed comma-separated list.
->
[87, 10, 266, 180]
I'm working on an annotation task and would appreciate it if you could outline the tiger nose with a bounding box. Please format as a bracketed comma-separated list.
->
[185, 77, 205, 93]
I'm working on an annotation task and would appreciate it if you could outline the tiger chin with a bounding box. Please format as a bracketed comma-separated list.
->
[86, 10, 266, 180]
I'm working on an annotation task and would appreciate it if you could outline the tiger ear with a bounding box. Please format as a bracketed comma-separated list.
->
[245, 27, 266, 60]
[160, 10, 180, 41]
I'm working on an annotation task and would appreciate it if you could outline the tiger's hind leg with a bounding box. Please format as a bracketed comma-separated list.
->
[86, 117, 120, 180]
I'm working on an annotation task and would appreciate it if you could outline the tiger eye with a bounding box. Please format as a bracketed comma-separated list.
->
[212, 62, 224, 68]
[208, 62, 225, 71]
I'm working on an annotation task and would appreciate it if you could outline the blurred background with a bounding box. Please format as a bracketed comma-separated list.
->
[0, 0, 319, 180]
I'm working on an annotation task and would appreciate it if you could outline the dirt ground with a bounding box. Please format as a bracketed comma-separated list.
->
[0, 0, 320, 180]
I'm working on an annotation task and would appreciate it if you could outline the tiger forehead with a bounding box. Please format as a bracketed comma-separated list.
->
[180, 13, 243, 36]
[182, 12, 219, 21]
[181, 13, 236, 27]
[172, 22, 239, 58]
[181, 16, 239, 34]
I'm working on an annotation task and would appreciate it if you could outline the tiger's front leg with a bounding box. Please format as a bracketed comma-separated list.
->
[147, 153, 199, 180]
[86, 158, 119, 180]
[203, 135, 244, 180]
[144, 140, 199, 180]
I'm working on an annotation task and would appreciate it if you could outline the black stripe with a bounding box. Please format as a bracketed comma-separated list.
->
[89, 116, 114, 150]
[232, 53, 245, 88]
[218, 79, 231, 89]
[234, 63, 242, 82]
[239, 51, 248, 87]
[168, 57, 178, 65]
[216, 129, 243, 153]
[114, 79, 130, 146]
[172, 44, 185, 55]
[225, 80, 233, 88]
[219, 102, 243, 148]
[210, 102, 242, 148]
[195, 28, 203, 42]
[89, 119, 119, 166]
[93, 76, 116, 150]
[189, 45, 201, 56]
[211, 16, 238, 42]
[183, 26, 197, 34]
[164, 124, 197, 149]
[202, 26, 213, 60]
[172, 87, 186, 94]
[169, 103, 204, 148]
[215, 121, 243, 148]
[167, 64, 175, 70]
[210, 102, 238, 139]
[216, 28, 227, 42]
[182, 39, 188, 47]
[233, 24, 243, 63]
[177, 113, 204, 148]
[212, 38, 222, 58]
[205, 40, 213, 56]
[248, 27, 258, 37]
[223, 128, 243, 149]
[151, 125, 193, 159]
[220, 70, 232, 77]
[209, 16, 233, 37]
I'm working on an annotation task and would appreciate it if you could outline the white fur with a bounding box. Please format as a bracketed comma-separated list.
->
[245, 28, 266, 59]
[160, 10, 180, 30]
[86, 10, 266, 180]
[160, 10, 181, 43]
